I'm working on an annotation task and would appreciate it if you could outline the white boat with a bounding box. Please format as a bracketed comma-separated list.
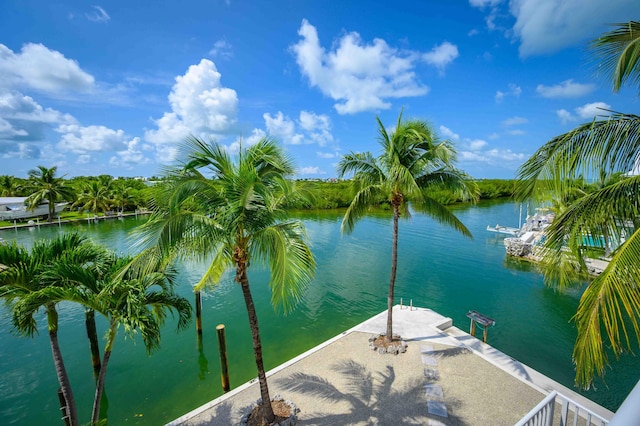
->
[0, 197, 68, 221]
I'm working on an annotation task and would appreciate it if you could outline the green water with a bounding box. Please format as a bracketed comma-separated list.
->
[0, 201, 637, 425]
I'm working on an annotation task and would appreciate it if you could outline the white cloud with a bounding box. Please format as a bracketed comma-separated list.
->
[507, 129, 525, 135]
[145, 59, 238, 144]
[298, 166, 325, 175]
[86, 6, 110, 23]
[209, 40, 233, 59]
[291, 19, 430, 114]
[536, 79, 596, 98]
[227, 128, 266, 153]
[76, 154, 91, 164]
[556, 109, 574, 124]
[316, 151, 338, 159]
[109, 137, 153, 167]
[56, 124, 131, 153]
[460, 148, 526, 165]
[488, 132, 499, 140]
[439, 125, 459, 141]
[468, 139, 488, 150]
[502, 116, 527, 126]
[555, 102, 612, 124]
[299, 110, 333, 146]
[495, 83, 521, 102]
[422, 42, 459, 74]
[509, 0, 639, 57]
[575, 102, 611, 119]
[264, 112, 304, 145]
[0, 43, 95, 93]
[1, 142, 37, 159]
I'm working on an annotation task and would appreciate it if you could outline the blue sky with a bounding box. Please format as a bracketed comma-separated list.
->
[1, 1, 638, 179]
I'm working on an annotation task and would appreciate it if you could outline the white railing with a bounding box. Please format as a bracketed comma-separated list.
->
[516, 391, 609, 426]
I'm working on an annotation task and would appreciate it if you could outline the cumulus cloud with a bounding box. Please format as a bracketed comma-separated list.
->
[536, 79, 596, 98]
[556, 102, 612, 124]
[263, 110, 334, 146]
[145, 59, 238, 144]
[56, 124, 131, 153]
[468, 139, 488, 150]
[109, 137, 153, 167]
[495, 83, 521, 102]
[316, 151, 339, 159]
[264, 112, 304, 145]
[439, 125, 460, 141]
[291, 19, 435, 114]
[509, 0, 638, 57]
[0, 90, 77, 157]
[227, 128, 267, 153]
[0, 43, 95, 94]
[86, 6, 110, 23]
[422, 42, 459, 74]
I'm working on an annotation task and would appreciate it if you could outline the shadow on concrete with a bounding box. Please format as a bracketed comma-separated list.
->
[276, 359, 468, 425]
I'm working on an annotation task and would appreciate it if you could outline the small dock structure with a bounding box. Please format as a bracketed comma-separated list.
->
[466, 310, 495, 343]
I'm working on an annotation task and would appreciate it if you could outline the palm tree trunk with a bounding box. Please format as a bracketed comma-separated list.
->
[48, 198, 55, 222]
[47, 305, 79, 426]
[237, 266, 275, 423]
[387, 202, 399, 340]
[85, 309, 102, 380]
[91, 324, 116, 425]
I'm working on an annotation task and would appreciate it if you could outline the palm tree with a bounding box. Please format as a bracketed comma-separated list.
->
[111, 180, 134, 213]
[515, 21, 640, 388]
[0, 233, 106, 426]
[134, 136, 316, 424]
[73, 180, 113, 215]
[338, 110, 475, 343]
[23, 166, 74, 222]
[0, 175, 18, 196]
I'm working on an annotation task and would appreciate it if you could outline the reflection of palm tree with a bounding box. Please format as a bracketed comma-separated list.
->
[134, 136, 316, 424]
[277, 359, 459, 425]
[516, 21, 640, 388]
[338, 110, 475, 343]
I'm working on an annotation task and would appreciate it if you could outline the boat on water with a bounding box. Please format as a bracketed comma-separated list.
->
[0, 197, 68, 221]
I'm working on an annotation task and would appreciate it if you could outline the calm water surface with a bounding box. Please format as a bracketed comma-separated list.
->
[0, 201, 637, 425]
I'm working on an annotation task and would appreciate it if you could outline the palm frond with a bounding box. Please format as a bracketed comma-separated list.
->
[591, 21, 640, 93]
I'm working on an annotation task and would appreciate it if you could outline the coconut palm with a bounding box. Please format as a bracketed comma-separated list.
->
[133, 136, 316, 424]
[0, 233, 106, 426]
[0, 175, 18, 196]
[338, 111, 476, 343]
[73, 180, 113, 216]
[23, 166, 74, 222]
[515, 21, 640, 388]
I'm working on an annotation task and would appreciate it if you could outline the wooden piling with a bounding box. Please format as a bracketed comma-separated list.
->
[195, 291, 203, 338]
[216, 324, 230, 392]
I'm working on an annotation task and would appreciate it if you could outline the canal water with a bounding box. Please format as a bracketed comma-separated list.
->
[0, 201, 637, 425]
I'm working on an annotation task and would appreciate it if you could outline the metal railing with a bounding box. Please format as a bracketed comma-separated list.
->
[516, 391, 609, 426]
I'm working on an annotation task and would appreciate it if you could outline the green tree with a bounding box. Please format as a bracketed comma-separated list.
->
[134, 136, 316, 424]
[516, 21, 640, 388]
[0, 175, 18, 196]
[23, 166, 75, 222]
[338, 110, 475, 343]
[73, 180, 113, 215]
[0, 233, 106, 426]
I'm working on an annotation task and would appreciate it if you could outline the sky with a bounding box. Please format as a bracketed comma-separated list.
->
[1, 1, 639, 179]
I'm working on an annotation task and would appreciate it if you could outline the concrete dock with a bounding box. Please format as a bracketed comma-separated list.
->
[168, 305, 613, 425]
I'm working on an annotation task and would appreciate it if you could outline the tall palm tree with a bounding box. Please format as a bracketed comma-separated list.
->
[23, 166, 75, 222]
[338, 110, 475, 343]
[0, 175, 18, 196]
[0, 233, 106, 426]
[515, 21, 640, 388]
[134, 136, 316, 424]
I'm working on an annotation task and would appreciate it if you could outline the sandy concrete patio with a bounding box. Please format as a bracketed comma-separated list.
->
[168, 306, 613, 426]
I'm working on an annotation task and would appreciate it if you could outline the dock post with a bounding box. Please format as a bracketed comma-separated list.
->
[195, 291, 203, 338]
[482, 326, 488, 343]
[469, 318, 476, 336]
[400, 297, 403, 310]
[13, 220, 16, 230]
[216, 324, 230, 392]
[410, 299, 413, 311]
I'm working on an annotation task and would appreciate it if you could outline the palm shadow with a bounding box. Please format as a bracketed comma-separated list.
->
[276, 359, 467, 425]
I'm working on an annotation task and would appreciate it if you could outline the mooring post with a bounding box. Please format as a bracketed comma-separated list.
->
[400, 297, 403, 310]
[410, 299, 413, 311]
[216, 324, 230, 392]
[195, 291, 203, 338]
[469, 318, 476, 336]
